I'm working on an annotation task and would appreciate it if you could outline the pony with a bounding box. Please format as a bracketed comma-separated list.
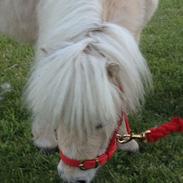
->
[0, 0, 159, 182]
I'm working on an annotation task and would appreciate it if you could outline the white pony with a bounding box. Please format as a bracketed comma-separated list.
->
[0, 0, 159, 182]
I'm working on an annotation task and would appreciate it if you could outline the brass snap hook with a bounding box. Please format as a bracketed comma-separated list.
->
[117, 130, 151, 144]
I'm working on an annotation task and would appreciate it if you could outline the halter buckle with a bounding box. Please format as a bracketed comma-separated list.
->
[95, 157, 99, 168]
[79, 161, 86, 171]
[79, 157, 99, 171]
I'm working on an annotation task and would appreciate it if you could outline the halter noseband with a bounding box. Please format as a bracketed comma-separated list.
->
[60, 112, 131, 170]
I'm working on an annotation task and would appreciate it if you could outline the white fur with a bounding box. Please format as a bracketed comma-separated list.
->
[26, 0, 151, 137]
[0, 0, 159, 182]
[0, 0, 38, 42]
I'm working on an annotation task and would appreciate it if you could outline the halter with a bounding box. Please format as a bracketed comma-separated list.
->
[60, 113, 183, 170]
[60, 112, 131, 170]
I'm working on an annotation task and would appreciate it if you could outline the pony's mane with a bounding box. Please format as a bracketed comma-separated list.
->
[26, 0, 152, 137]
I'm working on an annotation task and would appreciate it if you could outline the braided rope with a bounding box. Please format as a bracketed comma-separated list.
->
[146, 118, 183, 143]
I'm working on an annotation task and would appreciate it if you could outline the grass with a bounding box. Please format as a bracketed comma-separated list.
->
[0, 0, 183, 182]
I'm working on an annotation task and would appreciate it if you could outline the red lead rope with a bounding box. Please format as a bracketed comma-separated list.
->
[119, 117, 183, 144]
[145, 117, 183, 143]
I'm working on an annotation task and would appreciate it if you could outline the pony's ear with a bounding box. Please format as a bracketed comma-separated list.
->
[107, 62, 120, 79]
[106, 63, 121, 87]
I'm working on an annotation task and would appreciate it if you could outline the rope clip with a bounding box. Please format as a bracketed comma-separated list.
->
[117, 130, 151, 144]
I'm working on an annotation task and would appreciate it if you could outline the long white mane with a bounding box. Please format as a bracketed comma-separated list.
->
[26, 0, 151, 136]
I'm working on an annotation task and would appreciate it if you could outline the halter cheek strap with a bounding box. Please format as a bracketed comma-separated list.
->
[60, 112, 131, 170]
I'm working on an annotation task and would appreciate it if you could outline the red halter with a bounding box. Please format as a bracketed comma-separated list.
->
[60, 112, 131, 170]
[60, 113, 183, 170]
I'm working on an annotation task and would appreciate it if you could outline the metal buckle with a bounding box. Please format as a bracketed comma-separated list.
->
[95, 157, 99, 168]
[79, 161, 86, 171]
[79, 158, 99, 170]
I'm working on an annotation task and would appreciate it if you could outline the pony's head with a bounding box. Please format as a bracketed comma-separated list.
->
[26, 23, 151, 182]
[26, 1, 151, 182]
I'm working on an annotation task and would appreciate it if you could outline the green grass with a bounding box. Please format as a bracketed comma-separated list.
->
[0, 0, 183, 182]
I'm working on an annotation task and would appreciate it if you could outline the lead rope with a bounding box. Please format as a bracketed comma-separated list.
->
[118, 117, 183, 144]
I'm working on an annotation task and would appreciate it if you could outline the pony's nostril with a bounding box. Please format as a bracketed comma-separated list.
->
[76, 180, 86, 183]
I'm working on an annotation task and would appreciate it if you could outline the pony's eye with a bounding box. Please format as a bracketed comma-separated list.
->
[96, 124, 103, 130]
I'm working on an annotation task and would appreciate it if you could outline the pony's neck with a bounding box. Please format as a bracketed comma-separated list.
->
[37, 0, 103, 47]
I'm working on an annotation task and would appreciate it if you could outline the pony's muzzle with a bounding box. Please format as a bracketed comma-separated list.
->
[63, 180, 86, 183]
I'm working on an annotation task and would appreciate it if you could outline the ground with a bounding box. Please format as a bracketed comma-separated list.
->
[0, 0, 183, 182]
